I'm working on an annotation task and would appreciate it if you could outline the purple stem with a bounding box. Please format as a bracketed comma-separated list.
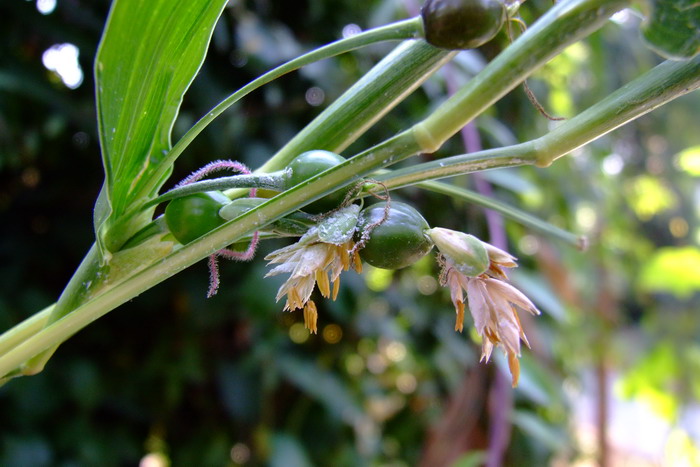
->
[445, 63, 512, 467]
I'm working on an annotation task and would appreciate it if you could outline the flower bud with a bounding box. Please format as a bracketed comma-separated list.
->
[427, 227, 489, 277]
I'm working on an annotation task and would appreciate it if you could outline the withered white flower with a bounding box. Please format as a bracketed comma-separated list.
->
[264, 226, 362, 334]
[433, 228, 539, 387]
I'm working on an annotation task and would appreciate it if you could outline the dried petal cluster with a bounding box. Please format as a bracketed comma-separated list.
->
[435, 229, 540, 387]
[265, 228, 362, 333]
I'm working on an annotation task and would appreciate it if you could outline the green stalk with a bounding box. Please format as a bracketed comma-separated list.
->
[417, 180, 586, 249]
[411, 0, 631, 151]
[256, 41, 454, 173]
[0, 304, 53, 372]
[374, 55, 700, 187]
[143, 169, 290, 210]
[143, 17, 425, 198]
[0, 130, 425, 378]
[534, 56, 700, 167]
[5, 0, 694, 379]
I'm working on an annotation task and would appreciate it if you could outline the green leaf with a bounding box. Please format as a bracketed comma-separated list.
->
[449, 452, 487, 467]
[676, 145, 700, 175]
[511, 410, 569, 452]
[276, 355, 365, 424]
[639, 246, 700, 298]
[94, 0, 228, 253]
[269, 433, 313, 467]
[641, 0, 700, 60]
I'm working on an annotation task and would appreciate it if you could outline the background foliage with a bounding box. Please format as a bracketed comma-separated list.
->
[1, 0, 699, 466]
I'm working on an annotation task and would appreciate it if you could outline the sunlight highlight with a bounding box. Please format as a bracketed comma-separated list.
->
[42, 43, 83, 89]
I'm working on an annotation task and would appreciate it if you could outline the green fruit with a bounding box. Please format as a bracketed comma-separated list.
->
[356, 201, 433, 269]
[421, 0, 506, 50]
[287, 150, 353, 214]
[164, 191, 230, 244]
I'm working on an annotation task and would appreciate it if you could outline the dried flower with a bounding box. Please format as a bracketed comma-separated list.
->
[435, 229, 539, 387]
[265, 227, 362, 334]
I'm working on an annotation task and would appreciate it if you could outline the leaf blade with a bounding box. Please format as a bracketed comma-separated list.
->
[94, 0, 228, 252]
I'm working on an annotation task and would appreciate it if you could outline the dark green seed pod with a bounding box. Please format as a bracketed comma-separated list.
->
[356, 201, 434, 270]
[164, 191, 230, 244]
[421, 0, 506, 50]
[287, 150, 354, 214]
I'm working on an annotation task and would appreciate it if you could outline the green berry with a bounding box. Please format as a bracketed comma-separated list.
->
[287, 150, 353, 214]
[164, 191, 230, 244]
[421, 0, 506, 50]
[356, 201, 434, 270]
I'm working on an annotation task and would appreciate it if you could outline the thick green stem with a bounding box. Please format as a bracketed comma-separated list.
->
[375, 55, 700, 188]
[0, 304, 53, 370]
[411, 0, 631, 151]
[534, 56, 700, 167]
[0, 130, 425, 378]
[21, 245, 105, 375]
[255, 42, 454, 173]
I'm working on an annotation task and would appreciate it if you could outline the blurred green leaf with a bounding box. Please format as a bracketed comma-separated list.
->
[625, 175, 677, 221]
[676, 145, 700, 175]
[270, 433, 313, 467]
[639, 246, 700, 298]
[511, 410, 568, 452]
[641, 0, 700, 60]
[449, 451, 487, 467]
[277, 355, 365, 424]
[94, 0, 228, 251]
[616, 340, 680, 419]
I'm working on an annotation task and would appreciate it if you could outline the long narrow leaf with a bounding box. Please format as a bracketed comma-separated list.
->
[94, 0, 228, 253]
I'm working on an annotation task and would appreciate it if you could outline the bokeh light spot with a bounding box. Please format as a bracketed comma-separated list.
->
[42, 43, 83, 89]
[289, 322, 309, 344]
[322, 324, 342, 344]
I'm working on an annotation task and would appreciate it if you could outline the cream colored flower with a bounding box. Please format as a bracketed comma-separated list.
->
[265, 228, 362, 334]
[437, 237, 539, 387]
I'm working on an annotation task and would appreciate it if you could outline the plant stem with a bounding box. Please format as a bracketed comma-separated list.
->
[143, 170, 290, 209]
[255, 40, 454, 173]
[534, 55, 700, 167]
[144, 17, 425, 199]
[418, 180, 586, 249]
[0, 304, 53, 369]
[0, 130, 425, 378]
[411, 0, 631, 151]
[375, 55, 700, 189]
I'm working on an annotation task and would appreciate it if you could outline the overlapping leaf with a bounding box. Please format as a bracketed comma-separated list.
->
[641, 0, 700, 59]
[94, 0, 228, 253]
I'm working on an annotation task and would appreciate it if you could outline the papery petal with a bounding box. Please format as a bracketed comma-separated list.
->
[290, 244, 329, 278]
[466, 278, 490, 334]
[480, 339, 494, 363]
[447, 270, 464, 308]
[265, 261, 298, 277]
[484, 278, 540, 315]
[482, 242, 518, 267]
